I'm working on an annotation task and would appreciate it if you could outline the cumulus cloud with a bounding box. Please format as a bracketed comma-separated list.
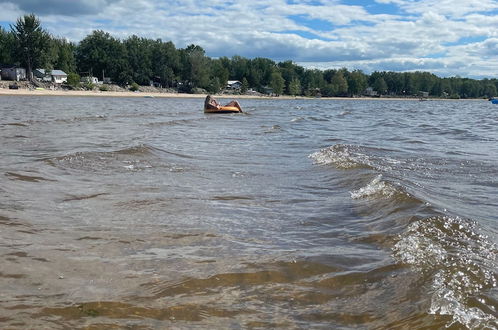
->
[1, 0, 497, 78]
[0, 0, 118, 16]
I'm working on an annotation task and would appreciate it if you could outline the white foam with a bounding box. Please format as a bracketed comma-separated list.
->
[393, 216, 498, 328]
[309, 145, 372, 169]
[309, 144, 398, 172]
[350, 175, 398, 199]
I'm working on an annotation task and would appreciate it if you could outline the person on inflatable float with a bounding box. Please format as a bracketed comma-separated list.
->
[204, 95, 242, 112]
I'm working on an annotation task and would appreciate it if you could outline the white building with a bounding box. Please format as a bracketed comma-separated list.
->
[34, 69, 68, 84]
[81, 76, 99, 84]
[226, 80, 242, 90]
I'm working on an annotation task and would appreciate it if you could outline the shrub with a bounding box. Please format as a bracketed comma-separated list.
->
[129, 82, 140, 92]
[66, 73, 80, 88]
[99, 85, 109, 91]
[83, 82, 94, 90]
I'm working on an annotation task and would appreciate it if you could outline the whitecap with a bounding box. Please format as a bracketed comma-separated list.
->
[393, 216, 498, 328]
[309, 144, 373, 169]
[350, 175, 398, 199]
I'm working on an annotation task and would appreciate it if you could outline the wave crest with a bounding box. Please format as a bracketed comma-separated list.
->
[393, 216, 497, 328]
[350, 175, 399, 199]
[309, 144, 375, 169]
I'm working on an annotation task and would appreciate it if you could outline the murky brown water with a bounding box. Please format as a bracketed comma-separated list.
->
[0, 95, 496, 328]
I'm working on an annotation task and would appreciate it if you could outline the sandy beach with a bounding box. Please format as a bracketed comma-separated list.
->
[0, 87, 483, 101]
[0, 87, 215, 99]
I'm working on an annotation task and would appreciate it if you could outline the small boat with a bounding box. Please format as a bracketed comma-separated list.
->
[490, 98, 498, 104]
[204, 95, 242, 113]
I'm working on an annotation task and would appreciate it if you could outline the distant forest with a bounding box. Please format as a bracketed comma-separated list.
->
[1, 14, 497, 98]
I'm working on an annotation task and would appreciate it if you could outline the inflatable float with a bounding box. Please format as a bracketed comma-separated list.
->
[204, 106, 241, 113]
[204, 95, 243, 113]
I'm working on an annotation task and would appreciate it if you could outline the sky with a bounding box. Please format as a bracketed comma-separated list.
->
[1, 0, 498, 78]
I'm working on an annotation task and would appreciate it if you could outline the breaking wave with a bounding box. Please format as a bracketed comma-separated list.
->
[350, 175, 399, 199]
[310, 144, 498, 328]
[393, 216, 497, 328]
[309, 144, 397, 171]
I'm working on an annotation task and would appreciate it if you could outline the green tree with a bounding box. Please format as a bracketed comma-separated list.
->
[278, 60, 304, 94]
[11, 14, 50, 80]
[54, 38, 76, 73]
[0, 27, 14, 64]
[179, 44, 210, 91]
[383, 71, 404, 95]
[241, 77, 249, 93]
[151, 40, 179, 87]
[270, 70, 285, 95]
[230, 55, 248, 81]
[323, 69, 337, 84]
[66, 72, 80, 87]
[403, 72, 415, 95]
[207, 77, 221, 94]
[288, 77, 301, 96]
[330, 71, 348, 96]
[321, 84, 335, 97]
[373, 77, 388, 95]
[347, 70, 367, 96]
[76, 30, 131, 85]
[460, 79, 479, 98]
[124, 35, 153, 85]
[484, 83, 497, 98]
[210, 58, 229, 89]
[249, 57, 275, 91]
[302, 69, 325, 96]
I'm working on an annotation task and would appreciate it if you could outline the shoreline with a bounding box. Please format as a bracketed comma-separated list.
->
[0, 87, 485, 101]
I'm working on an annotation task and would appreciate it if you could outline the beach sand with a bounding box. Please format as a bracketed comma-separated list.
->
[0, 87, 479, 101]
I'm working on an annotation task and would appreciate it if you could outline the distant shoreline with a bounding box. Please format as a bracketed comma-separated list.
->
[0, 87, 485, 101]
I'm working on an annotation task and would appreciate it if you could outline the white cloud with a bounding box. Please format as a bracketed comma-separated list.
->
[0, 2, 22, 22]
[0, 0, 119, 16]
[375, 0, 498, 18]
[1, 0, 498, 78]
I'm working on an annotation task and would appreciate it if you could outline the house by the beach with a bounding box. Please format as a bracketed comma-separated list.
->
[364, 87, 378, 97]
[262, 86, 273, 95]
[81, 76, 99, 84]
[1, 66, 26, 81]
[34, 69, 68, 84]
[226, 80, 242, 90]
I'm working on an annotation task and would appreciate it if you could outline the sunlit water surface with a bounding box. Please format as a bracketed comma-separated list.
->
[0, 95, 497, 329]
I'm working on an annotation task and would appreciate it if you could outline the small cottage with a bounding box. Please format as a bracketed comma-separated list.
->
[34, 69, 68, 84]
[34, 69, 52, 82]
[262, 86, 274, 95]
[226, 80, 242, 90]
[81, 76, 99, 84]
[364, 87, 378, 97]
[1, 67, 26, 81]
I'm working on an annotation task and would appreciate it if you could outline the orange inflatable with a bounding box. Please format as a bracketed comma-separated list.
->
[204, 95, 242, 113]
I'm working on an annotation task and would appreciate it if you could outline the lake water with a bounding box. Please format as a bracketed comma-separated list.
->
[0, 95, 496, 329]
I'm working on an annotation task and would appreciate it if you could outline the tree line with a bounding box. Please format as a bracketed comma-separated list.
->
[1, 14, 497, 98]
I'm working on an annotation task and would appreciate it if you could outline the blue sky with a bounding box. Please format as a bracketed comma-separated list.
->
[1, 0, 498, 78]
